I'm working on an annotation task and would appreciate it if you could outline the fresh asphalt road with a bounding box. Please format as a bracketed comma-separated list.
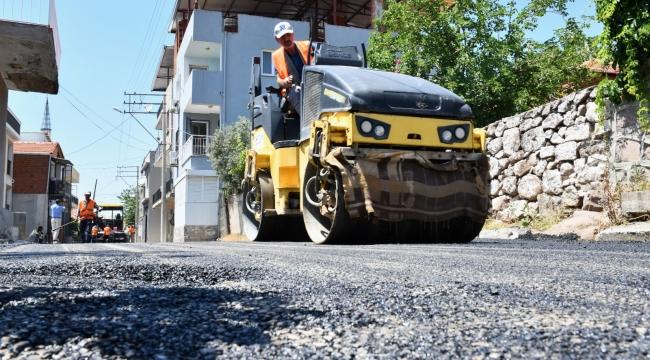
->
[1, 238, 649, 359]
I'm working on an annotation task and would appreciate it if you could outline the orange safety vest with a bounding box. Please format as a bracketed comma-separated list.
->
[78, 199, 96, 220]
[103, 227, 111, 236]
[272, 40, 310, 95]
[129, 226, 135, 235]
[91, 228, 98, 236]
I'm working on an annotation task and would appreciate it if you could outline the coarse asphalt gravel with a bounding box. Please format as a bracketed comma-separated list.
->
[1, 236, 649, 359]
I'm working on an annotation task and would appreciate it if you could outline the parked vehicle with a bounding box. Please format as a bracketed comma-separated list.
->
[97, 203, 127, 242]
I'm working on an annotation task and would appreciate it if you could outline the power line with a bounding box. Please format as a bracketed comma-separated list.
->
[59, 93, 153, 155]
[132, 0, 169, 91]
[60, 85, 152, 147]
[125, 0, 163, 91]
[134, 0, 177, 91]
[74, 156, 143, 167]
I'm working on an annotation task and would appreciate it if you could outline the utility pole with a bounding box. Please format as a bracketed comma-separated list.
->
[161, 109, 168, 243]
[117, 166, 139, 242]
[113, 92, 165, 243]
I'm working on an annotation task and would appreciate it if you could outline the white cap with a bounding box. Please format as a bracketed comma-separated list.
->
[274, 21, 293, 39]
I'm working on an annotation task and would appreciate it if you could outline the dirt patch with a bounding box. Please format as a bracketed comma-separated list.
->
[220, 233, 249, 242]
[543, 210, 609, 240]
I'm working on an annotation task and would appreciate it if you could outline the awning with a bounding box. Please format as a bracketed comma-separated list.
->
[52, 157, 73, 166]
[151, 45, 175, 92]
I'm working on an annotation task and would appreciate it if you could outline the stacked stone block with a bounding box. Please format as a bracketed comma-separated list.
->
[485, 86, 609, 221]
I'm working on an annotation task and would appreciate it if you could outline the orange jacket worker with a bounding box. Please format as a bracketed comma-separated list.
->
[77, 191, 98, 243]
[103, 226, 111, 243]
[272, 21, 309, 114]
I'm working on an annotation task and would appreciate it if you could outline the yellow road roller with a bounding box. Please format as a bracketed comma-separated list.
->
[242, 43, 489, 244]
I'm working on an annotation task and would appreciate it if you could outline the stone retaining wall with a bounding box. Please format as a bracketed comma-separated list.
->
[486, 86, 610, 221]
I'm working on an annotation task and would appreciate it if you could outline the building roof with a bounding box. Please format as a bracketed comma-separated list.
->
[14, 141, 64, 157]
[170, 0, 374, 31]
[582, 58, 619, 75]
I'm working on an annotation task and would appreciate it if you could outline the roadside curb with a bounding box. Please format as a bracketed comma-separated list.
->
[598, 223, 650, 242]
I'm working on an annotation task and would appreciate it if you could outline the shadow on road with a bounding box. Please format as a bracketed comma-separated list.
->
[0, 285, 322, 358]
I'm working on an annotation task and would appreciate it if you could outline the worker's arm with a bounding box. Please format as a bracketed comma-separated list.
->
[277, 73, 293, 89]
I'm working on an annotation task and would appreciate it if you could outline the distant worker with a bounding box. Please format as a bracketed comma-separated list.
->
[27, 226, 45, 244]
[273, 21, 309, 115]
[103, 225, 111, 243]
[50, 199, 65, 244]
[128, 225, 136, 243]
[91, 226, 99, 243]
[77, 191, 98, 243]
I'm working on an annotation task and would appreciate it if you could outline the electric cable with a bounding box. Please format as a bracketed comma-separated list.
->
[60, 85, 152, 147]
[125, 0, 163, 91]
[131, 0, 169, 91]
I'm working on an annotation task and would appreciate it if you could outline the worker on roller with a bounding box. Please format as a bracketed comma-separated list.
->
[273, 21, 309, 115]
[77, 191, 99, 243]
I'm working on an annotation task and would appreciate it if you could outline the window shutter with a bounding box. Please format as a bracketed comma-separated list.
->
[204, 177, 219, 202]
[188, 177, 203, 202]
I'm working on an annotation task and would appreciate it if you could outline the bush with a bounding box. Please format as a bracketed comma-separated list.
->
[208, 116, 251, 196]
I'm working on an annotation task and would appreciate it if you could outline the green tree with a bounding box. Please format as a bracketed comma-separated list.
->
[368, 0, 595, 127]
[208, 116, 251, 196]
[594, 0, 650, 131]
[117, 186, 136, 225]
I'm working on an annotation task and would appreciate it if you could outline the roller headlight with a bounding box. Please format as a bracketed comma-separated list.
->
[356, 116, 391, 140]
[442, 129, 453, 142]
[438, 124, 471, 144]
[360, 120, 373, 134]
[454, 127, 466, 140]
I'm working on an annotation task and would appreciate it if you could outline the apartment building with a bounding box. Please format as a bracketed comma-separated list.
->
[5, 109, 20, 211]
[147, 0, 373, 242]
[137, 150, 162, 243]
[12, 141, 78, 242]
[0, 0, 60, 234]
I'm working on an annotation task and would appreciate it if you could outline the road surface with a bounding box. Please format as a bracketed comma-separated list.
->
[1, 238, 649, 358]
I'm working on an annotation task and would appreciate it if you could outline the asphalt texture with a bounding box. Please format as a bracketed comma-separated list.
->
[1, 238, 649, 359]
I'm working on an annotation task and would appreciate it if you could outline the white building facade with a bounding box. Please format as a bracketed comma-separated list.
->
[150, 7, 371, 242]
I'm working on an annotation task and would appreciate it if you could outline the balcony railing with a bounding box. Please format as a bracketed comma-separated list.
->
[152, 189, 162, 204]
[165, 178, 173, 194]
[6, 112, 20, 135]
[181, 135, 214, 164]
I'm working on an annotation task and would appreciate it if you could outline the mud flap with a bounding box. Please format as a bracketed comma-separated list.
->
[323, 149, 490, 223]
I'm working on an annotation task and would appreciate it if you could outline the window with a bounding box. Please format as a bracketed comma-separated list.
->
[262, 50, 275, 76]
[190, 121, 208, 136]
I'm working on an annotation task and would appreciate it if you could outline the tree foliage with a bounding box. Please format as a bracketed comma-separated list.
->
[208, 116, 251, 196]
[117, 186, 136, 225]
[368, 0, 595, 127]
[594, 0, 650, 131]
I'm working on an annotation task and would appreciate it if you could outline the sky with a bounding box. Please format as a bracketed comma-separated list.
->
[4, 0, 602, 204]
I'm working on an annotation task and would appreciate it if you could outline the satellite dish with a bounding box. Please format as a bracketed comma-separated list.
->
[144, 104, 153, 112]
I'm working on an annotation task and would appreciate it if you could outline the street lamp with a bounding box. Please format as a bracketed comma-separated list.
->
[112, 106, 158, 143]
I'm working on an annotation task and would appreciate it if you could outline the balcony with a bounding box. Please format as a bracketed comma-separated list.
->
[140, 187, 149, 204]
[154, 144, 170, 168]
[6, 111, 20, 135]
[152, 180, 175, 209]
[48, 179, 70, 196]
[152, 189, 162, 205]
[0, 0, 60, 94]
[181, 69, 222, 114]
[180, 135, 215, 170]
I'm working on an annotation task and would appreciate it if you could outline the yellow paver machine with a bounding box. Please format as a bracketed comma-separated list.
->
[242, 43, 489, 244]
